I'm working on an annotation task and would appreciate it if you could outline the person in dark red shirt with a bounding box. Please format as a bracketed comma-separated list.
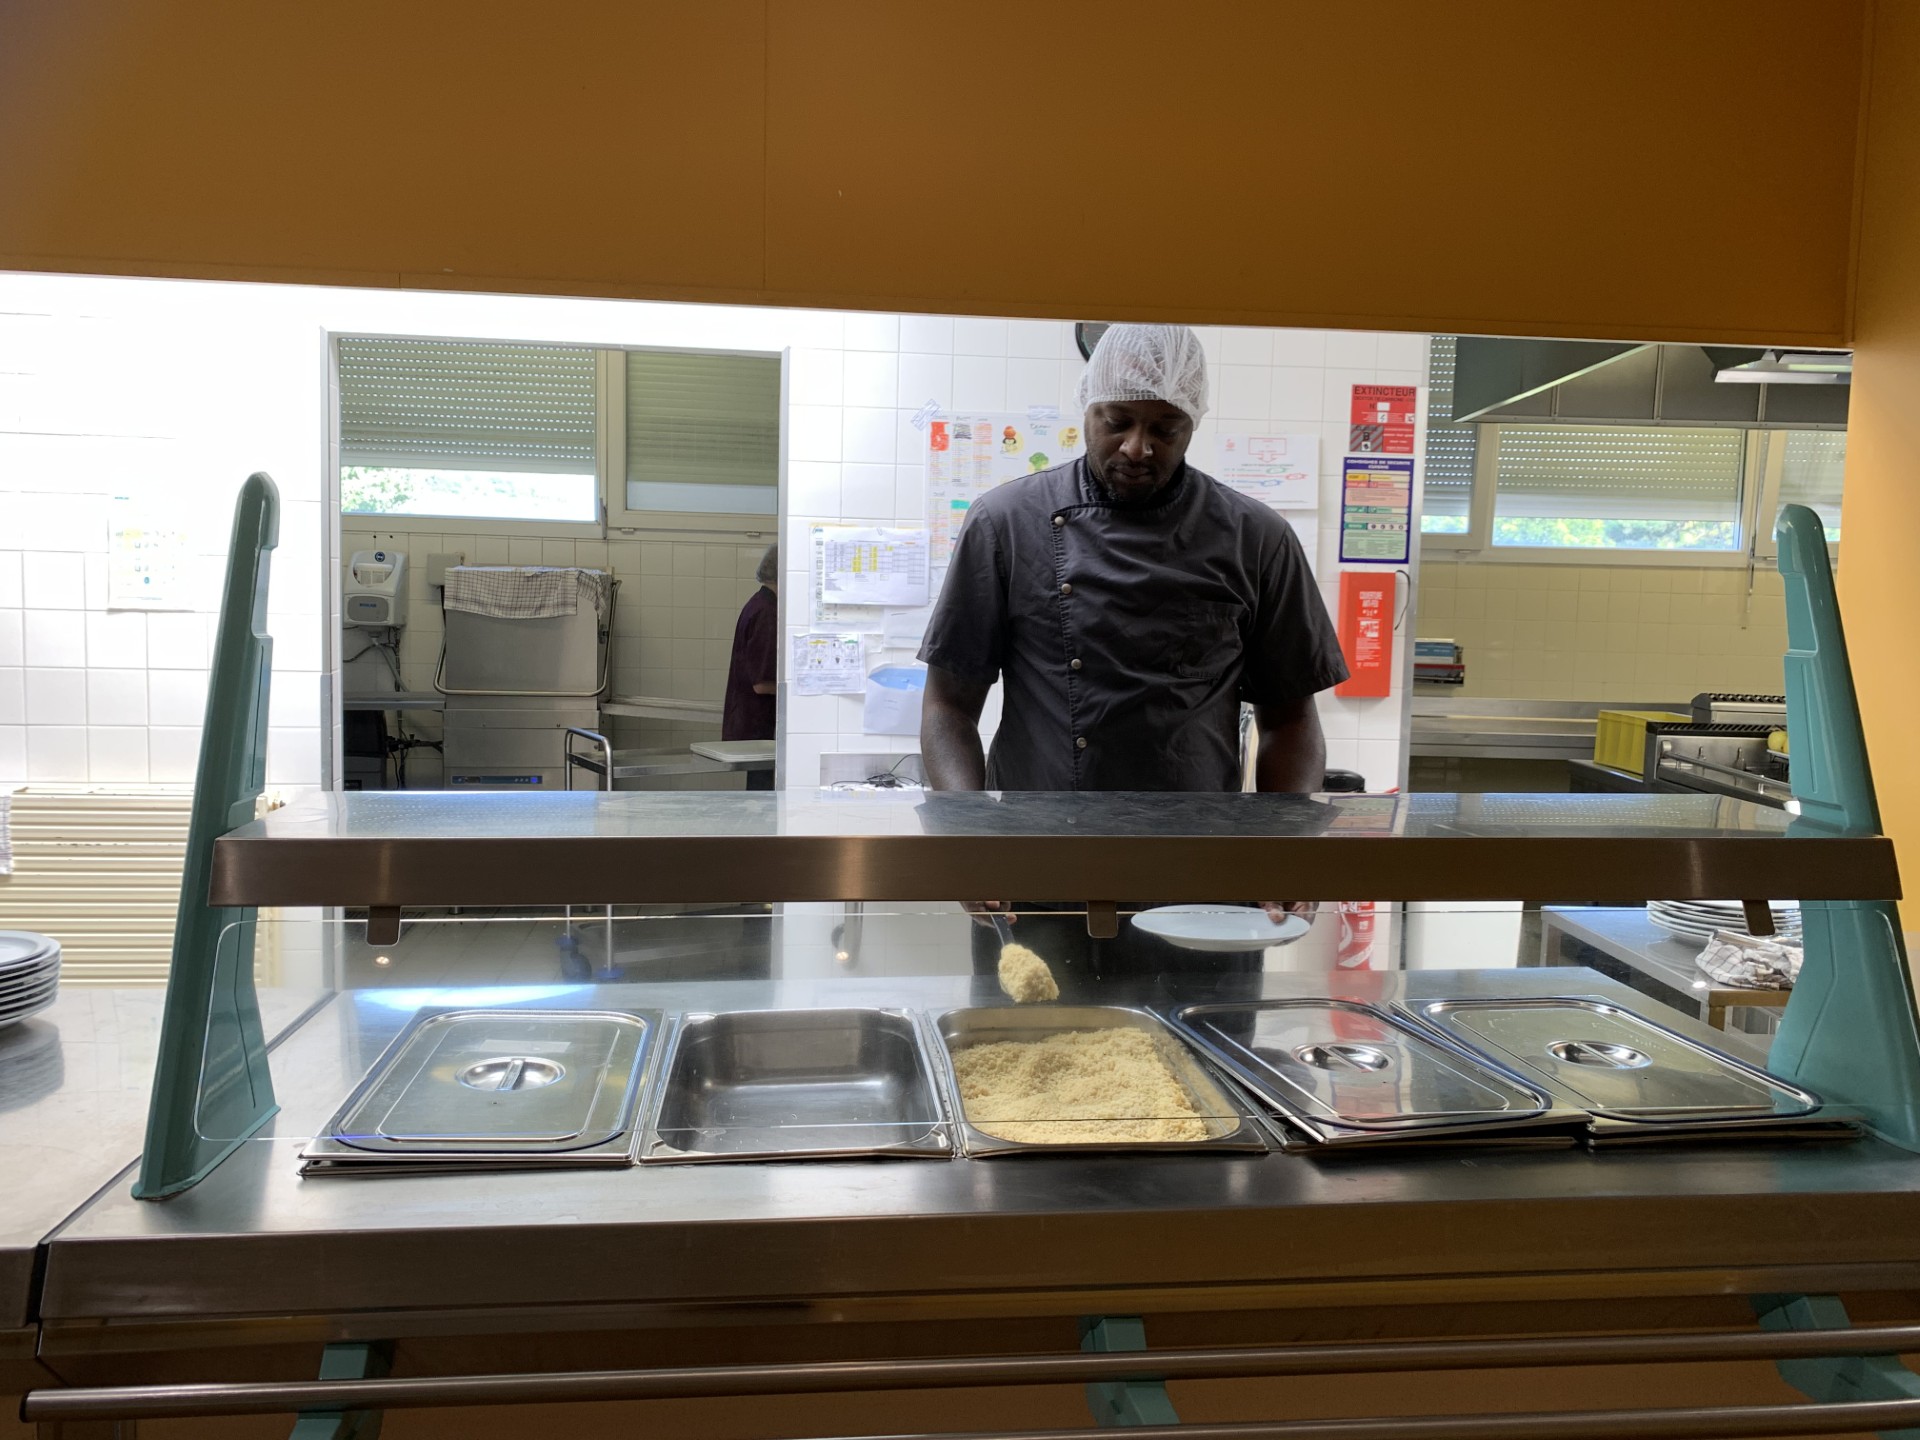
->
[722, 545, 778, 789]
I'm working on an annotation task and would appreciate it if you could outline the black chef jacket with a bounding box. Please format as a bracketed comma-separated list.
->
[919, 457, 1347, 792]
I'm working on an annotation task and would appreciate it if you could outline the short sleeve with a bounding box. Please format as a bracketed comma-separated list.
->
[917, 504, 1009, 683]
[1239, 525, 1349, 705]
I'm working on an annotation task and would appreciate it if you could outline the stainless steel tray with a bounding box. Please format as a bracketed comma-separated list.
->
[642, 1008, 950, 1163]
[929, 1006, 1267, 1157]
[1169, 999, 1557, 1135]
[302, 1008, 658, 1170]
[1412, 997, 1823, 1125]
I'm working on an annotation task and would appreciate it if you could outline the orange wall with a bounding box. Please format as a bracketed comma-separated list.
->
[1841, 1, 1920, 888]
[0, 0, 1867, 345]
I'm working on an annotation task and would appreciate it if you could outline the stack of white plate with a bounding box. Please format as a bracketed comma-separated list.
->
[0, 932, 60, 1029]
[1646, 901, 1801, 946]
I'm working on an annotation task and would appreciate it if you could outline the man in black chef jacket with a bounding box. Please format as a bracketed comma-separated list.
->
[917, 323, 1348, 994]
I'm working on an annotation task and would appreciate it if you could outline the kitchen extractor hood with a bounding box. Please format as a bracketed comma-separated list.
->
[1453, 337, 1848, 429]
[1710, 349, 1852, 385]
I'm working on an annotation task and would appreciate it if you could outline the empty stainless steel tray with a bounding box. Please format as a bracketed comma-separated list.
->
[642, 1008, 950, 1162]
[302, 1008, 657, 1171]
[930, 1006, 1266, 1156]
[1170, 999, 1558, 1138]
[1414, 997, 1823, 1125]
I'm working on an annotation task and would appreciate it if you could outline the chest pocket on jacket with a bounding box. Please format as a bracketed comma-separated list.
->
[1155, 600, 1244, 679]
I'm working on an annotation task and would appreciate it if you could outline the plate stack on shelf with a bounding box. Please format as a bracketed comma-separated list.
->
[0, 932, 61, 1030]
[1646, 900, 1801, 946]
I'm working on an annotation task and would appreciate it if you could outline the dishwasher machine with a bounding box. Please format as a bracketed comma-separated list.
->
[437, 566, 616, 791]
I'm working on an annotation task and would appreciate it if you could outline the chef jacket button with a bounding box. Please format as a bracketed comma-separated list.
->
[1075, 736, 1088, 750]
[1059, 582, 1073, 596]
[1069, 657, 1083, 671]
[1052, 514, 1066, 527]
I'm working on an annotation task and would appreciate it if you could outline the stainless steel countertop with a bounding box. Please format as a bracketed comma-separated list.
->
[0, 985, 326, 1329]
[38, 968, 1920, 1347]
[1410, 698, 1682, 762]
[1542, 905, 1792, 1016]
[207, 789, 1898, 908]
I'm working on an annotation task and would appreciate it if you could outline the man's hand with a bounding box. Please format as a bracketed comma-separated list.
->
[963, 900, 1016, 927]
[1259, 900, 1319, 929]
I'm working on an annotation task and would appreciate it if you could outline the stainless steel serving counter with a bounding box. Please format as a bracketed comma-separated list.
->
[0, 985, 324, 1338]
[206, 789, 1899, 911]
[1409, 698, 1680, 763]
[35, 967, 1920, 1355]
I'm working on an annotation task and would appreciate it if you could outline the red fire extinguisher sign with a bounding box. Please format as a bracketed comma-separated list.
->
[1334, 571, 1394, 699]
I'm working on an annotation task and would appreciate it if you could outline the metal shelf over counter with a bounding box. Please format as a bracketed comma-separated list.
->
[209, 788, 1897, 910]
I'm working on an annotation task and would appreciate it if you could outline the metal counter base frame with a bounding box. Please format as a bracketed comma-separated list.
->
[31, 1408, 1920, 1440]
[24, 1322, 1920, 1423]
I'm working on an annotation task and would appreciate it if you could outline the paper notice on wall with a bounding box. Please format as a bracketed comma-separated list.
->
[791, 633, 867, 696]
[809, 526, 884, 628]
[818, 525, 931, 607]
[926, 412, 1086, 564]
[1339, 456, 1414, 564]
[107, 491, 195, 610]
[1215, 432, 1319, 509]
[862, 665, 927, 735]
[881, 601, 936, 649]
[1348, 384, 1418, 455]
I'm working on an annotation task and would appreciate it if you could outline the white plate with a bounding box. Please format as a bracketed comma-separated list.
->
[1131, 905, 1312, 953]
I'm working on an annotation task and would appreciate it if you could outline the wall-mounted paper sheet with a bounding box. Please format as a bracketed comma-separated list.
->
[809, 525, 884, 628]
[791, 633, 867, 696]
[1215, 432, 1320, 510]
[862, 665, 927, 735]
[817, 525, 931, 608]
[107, 491, 194, 610]
[881, 602, 935, 648]
[927, 413, 1086, 564]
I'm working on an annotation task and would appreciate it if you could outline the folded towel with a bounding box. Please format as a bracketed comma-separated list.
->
[443, 566, 609, 621]
[1697, 929, 1802, 990]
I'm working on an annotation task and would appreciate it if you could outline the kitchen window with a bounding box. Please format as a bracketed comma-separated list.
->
[1487, 425, 1746, 552]
[1762, 430, 1845, 548]
[336, 338, 602, 527]
[333, 335, 781, 534]
[607, 348, 781, 522]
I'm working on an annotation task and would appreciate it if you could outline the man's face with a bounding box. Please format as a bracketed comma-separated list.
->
[1084, 400, 1194, 504]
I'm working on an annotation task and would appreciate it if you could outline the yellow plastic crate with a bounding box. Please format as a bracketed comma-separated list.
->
[1594, 710, 1689, 776]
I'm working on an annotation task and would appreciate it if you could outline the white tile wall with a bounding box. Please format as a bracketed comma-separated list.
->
[0, 273, 1425, 797]
[781, 318, 1426, 792]
[1416, 560, 1790, 700]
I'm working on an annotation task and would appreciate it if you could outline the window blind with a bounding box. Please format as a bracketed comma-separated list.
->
[338, 338, 597, 473]
[1492, 426, 1746, 522]
[1421, 336, 1476, 527]
[625, 350, 779, 515]
[1778, 431, 1845, 539]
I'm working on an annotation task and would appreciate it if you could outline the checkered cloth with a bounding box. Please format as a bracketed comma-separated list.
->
[1697, 929, 1803, 990]
[443, 566, 610, 621]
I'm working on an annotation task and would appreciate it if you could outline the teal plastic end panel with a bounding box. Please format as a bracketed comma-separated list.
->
[1081, 1316, 1179, 1427]
[133, 474, 280, 1199]
[1769, 503, 1920, 1151]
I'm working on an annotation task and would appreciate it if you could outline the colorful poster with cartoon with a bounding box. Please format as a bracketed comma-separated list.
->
[926, 412, 1087, 564]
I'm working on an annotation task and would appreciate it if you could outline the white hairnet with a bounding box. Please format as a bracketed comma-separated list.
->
[1075, 324, 1210, 425]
